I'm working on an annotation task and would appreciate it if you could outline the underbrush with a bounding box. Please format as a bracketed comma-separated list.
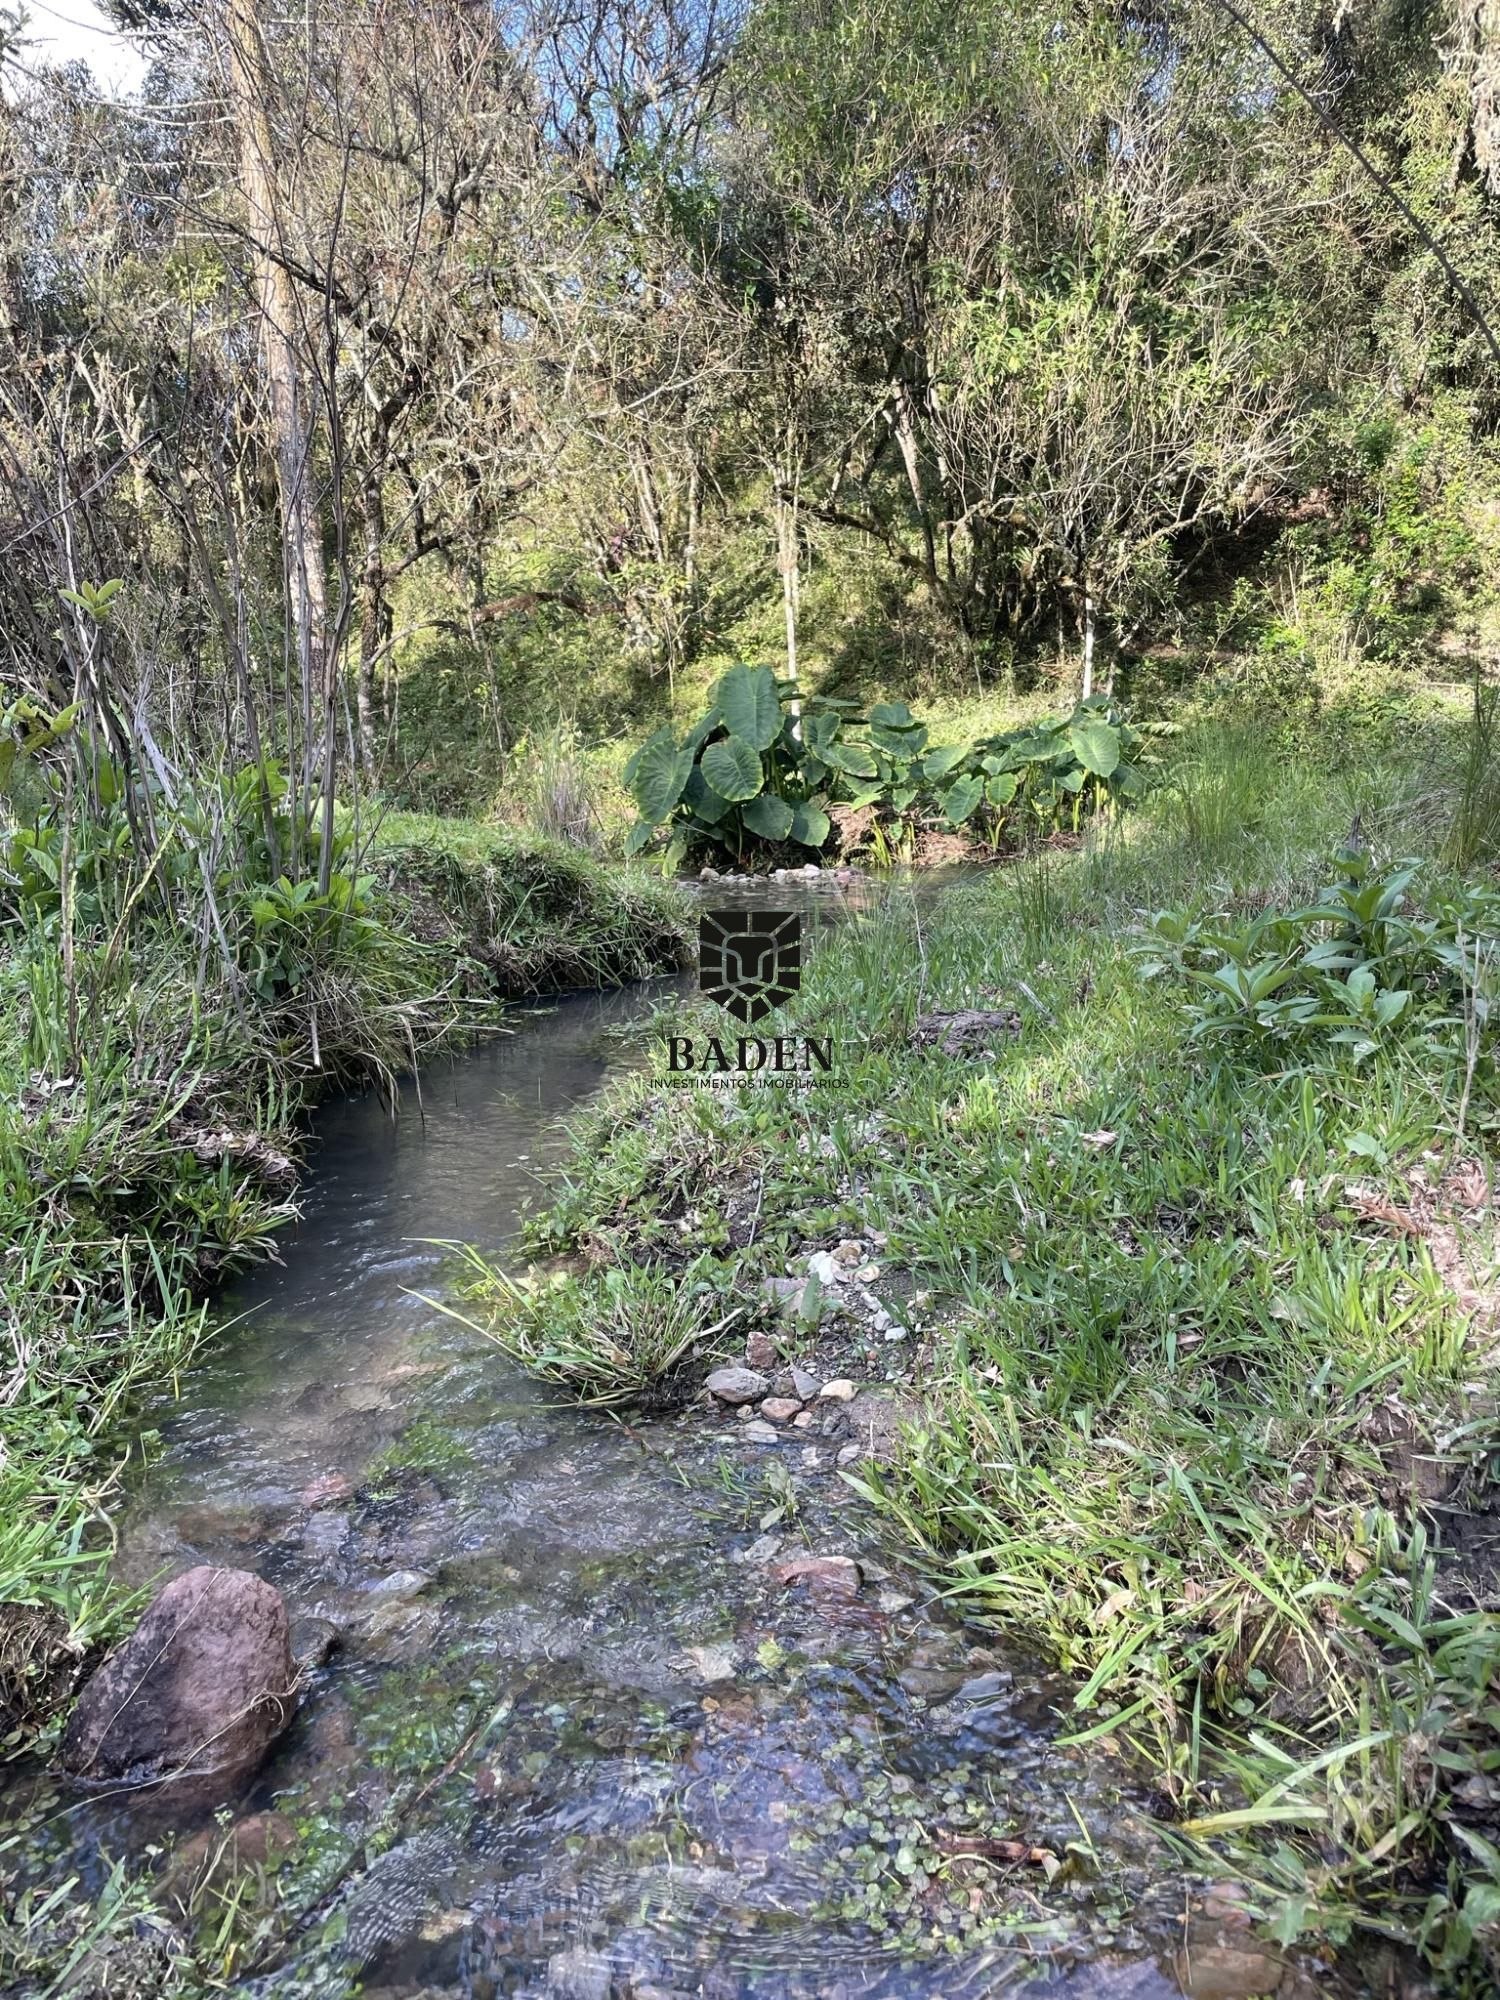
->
[470, 713, 1500, 1988]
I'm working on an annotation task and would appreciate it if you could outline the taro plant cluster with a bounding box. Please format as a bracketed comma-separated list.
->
[623, 664, 1148, 868]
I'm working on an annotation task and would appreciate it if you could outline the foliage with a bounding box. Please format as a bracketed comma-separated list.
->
[1, 747, 395, 1006]
[623, 667, 1149, 864]
[1141, 849, 1498, 1093]
[433, 1246, 742, 1405]
[1275, 401, 1488, 667]
[623, 663, 840, 865]
[850, 696, 1150, 845]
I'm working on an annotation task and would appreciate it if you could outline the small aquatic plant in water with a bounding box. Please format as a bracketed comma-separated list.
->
[425, 1246, 745, 1404]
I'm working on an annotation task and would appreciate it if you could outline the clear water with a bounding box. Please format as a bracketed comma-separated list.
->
[4, 882, 1219, 1998]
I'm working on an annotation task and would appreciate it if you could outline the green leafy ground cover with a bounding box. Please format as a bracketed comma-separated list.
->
[0, 813, 687, 1748]
[464, 709, 1500, 1987]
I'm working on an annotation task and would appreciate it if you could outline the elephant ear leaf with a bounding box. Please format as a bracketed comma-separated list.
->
[822, 740, 877, 778]
[623, 819, 656, 857]
[789, 801, 830, 849]
[868, 700, 928, 757]
[623, 724, 671, 792]
[868, 700, 917, 729]
[986, 771, 1019, 807]
[700, 733, 764, 802]
[942, 774, 985, 824]
[716, 663, 782, 751]
[802, 709, 841, 755]
[630, 733, 693, 821]
[684, 765, 732, 825]
[741, 792, 794, 840]
[681, 704, 721, 753]
[1068, 715, 1121, 778]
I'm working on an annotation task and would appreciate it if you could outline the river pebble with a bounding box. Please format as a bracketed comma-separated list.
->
[704, 1365, 768, 1405]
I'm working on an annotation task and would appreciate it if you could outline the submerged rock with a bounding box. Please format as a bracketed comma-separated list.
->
[546, 1946, 614, 2000]
[60, 1565, 294, 1786]
[770, 1554, 862, 1599]
[164, 1808, 296, 1910]
[290, 1614, 342, 1672]
[704, 1365, 768, 1405]
[1172, 1941, 1287, 2000]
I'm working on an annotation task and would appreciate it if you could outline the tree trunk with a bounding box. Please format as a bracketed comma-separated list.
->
[225, 0, 333, 884]
[775, 472, 801, 736]
[683, 456, 701, 658]
[357, 461, 384, 784]
[1081, 580, 1096, 701]
[892, 381, 938, 586]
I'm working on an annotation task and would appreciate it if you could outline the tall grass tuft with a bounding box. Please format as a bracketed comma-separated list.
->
[499, 722, 607, 853]
[1445, 676, 1500, 873]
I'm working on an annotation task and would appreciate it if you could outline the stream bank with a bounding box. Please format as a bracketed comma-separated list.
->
[0, 943, 1274, 2000]
[466, 803, 1500, 1992]
[0, 819, 689, 1753]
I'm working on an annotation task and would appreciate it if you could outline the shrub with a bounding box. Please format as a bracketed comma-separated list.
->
[1141, 849, 1499, 1096]
[623, 663, 839, 867]
[858, 696, 1150, 845]
[623, 666, 1149, 867]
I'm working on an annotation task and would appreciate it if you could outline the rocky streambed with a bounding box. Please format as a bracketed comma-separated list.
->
[0, 907, 1348, 2000]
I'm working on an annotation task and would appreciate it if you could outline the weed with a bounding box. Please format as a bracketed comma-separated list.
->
[1446, 676, 1500, 875]
[429, 1247, 744, 1405]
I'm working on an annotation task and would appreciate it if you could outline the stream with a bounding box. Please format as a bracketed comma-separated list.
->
[6, 878, 1238, 1999]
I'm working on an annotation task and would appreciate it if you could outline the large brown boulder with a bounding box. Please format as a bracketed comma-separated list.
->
[60, 1565, 295, 1786]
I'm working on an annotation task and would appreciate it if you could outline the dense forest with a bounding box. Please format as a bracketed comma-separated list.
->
[2, 1, 1499, 1996]
[1, 0, 1497, 801]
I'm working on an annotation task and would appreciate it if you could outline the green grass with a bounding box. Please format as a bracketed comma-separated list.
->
[432, 1246, 744, 1406]
[372, 810, 689, 991]
[0, 817, 688, 1750]
[474, 709, 1500, 1987]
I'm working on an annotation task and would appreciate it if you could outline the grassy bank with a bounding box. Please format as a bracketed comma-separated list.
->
[0, 815, 688, 1749]
[373, 812, 688, 992]
[461, 708, 1500, 1987]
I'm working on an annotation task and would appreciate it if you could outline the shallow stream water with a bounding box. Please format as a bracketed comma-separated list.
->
[6, 879, 1234, 1998]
